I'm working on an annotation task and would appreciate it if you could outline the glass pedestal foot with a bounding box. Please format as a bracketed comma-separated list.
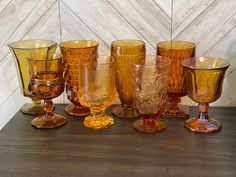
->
[21, 103, 45, 115]
[65, 104, 90, 117]
[163, 106, 189, 118]
[31, 114, 67, 129]
[111, 105, 139, 119]
[133, 119, 166, 133]
[184, 117, 221, 133]
[84, 115, 114, 129]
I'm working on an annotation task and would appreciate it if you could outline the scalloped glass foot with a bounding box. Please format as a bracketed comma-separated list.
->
[31, 114, 67, 129]
[163, 106, 189, 118]
[111, 105, 139, 119]
[133, 119, 166, 133]
[65, 104, 90, 117]
[21, 103, 45, 115]
[185, 117, 221, 133]
[84, 114, 114, 129]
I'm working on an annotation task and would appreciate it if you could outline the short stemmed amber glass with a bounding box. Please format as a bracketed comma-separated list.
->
[79, 56, 116, 129]
[28, 55, 67, 129]
[182, 57, 229, 133]
[111, 40, 145, 118]
[60, 40, 98, 117]
[132, 56, 170, 133]
[157, 41, 195, 118]
[8, 39, 57, 115]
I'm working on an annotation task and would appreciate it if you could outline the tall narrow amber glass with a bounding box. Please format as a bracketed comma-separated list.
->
[157, 41, 196, 118]
[8, 39, 57, 115]
[60, 40, 98, 117]
[182, 57, 229, 133]
[79, 56, 116, 129]
[28, 54, 67, 129]
[111, 40, 145, 118]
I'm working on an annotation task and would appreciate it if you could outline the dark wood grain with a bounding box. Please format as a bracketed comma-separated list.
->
[0, 104, 236, 177]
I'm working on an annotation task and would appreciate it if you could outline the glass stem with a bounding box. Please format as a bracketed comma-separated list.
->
[198, 103, 209, 124]
[168, 97, 180, 109]
[91, 109, 105, 120]
[43, 99, 54, 121]
[143, 115, 156, 126]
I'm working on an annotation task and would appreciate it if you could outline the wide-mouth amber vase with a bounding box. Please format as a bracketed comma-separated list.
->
[182, 57, 229, 133]
[157, 41, 196, 118]
[111, 39, 145, 119]
[8, 39, 57, 115]
[60, 40, 98, 117]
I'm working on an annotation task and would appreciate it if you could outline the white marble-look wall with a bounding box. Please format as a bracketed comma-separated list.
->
[0, 0, 235, 128]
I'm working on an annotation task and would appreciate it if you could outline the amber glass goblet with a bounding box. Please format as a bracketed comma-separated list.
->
[182, 57, 229, 133]
[111, 40, 145, 118]
[132, 56, 170, 133]
[8, 39, 57, 115]
[28, 55, 67, 129]
[157, 41, 196, 118]
[79, 56, 116, 129]
[60, 40, 98, 117]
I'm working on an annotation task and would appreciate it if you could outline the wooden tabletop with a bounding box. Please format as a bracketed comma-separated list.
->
[0, 104, 235, 177]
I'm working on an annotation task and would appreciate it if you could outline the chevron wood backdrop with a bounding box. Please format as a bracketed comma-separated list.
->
[0, 0, 235, 128]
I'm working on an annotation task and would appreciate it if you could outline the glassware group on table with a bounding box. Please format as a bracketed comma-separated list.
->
[8, 39, 229, 134]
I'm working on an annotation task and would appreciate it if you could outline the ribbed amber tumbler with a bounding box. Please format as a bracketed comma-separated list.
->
[28, 54, 67, 129]
[8, 39, 57, 115]
[111, 40, 145, 118]
[132, 56, 170, 133]
[157, 41, 195, 118]
[182, 57, 229, 133]
[60, 40, 98, 117]
[79, 56, 116, 129]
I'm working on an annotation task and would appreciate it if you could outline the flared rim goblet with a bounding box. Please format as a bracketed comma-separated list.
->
[132, 55, 170, 133]
[182, 57, 229, 133]
[28, 54, 67, 129]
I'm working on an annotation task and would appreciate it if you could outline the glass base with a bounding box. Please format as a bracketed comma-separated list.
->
[65, 104, 90, 117]
[111, 105, 139, 119]
[84, 114, 114, 129]
[31, 114, 67, 129]
[133, 119, 166, 133]
[185, 117, 221, 133]
[21, 103, 45, 115]
[163, 106, 189, 118]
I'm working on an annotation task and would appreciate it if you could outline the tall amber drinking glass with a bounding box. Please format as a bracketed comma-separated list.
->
[157, 41, 196, 118]
[8, 39, 57, 115]
[28, 55, 67, 129]
[60, 40, 98, 117]
[79, 56, 116, 129]
[111, 40, 145, 118]
[182, 57, 229, 133]
[132, 56, 170, 133]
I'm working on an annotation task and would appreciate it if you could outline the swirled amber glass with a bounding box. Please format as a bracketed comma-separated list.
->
[8, 39, 57, 115]
[28, 54, 67, 129]
[132, 56, 170, 133]
[111, 40, 145, 118]
[60, 40, 98, 117]
[157, 41, 195, 118]
[182, 57, 229, 133]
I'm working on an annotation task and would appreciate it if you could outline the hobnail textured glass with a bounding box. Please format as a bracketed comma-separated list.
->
[8, 39, 57, 115]
[60, 40, 98, 117]
[182, 57, 229, 133]
[132, 56, 170, 133]
[79, 56, 116, 129]
[111, 40, 145, 118]
[157, 41, 196, 118]
[28, 54, 67, 129]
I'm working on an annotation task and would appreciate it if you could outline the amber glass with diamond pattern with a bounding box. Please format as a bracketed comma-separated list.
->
[157, 41, 195, 118]
[60, 40, 98, 117]
[132, 56, 170, 133]
[111, 40, 145, 119]
[182, 57, 229, 133]
[8, 39, 57, 115]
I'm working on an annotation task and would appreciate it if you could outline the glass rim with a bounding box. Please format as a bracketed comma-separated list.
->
[82, 55, 114, 66]
[8, 39, 57, 50]
[182, 57, 230, 70]
[111, 39, 145, 48]
[156, 40, 196, 50]
[132, 55, 171, 68]
[59, 40, 99, 49]
[27, 54, 62, 62]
